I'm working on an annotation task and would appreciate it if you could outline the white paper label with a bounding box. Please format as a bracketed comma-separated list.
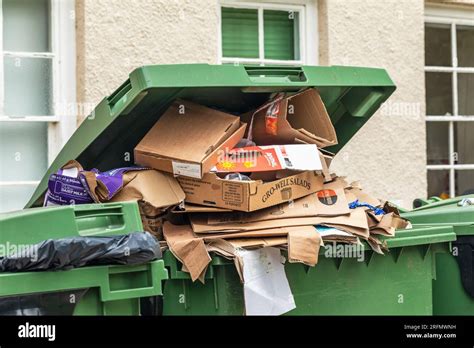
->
[172, 161, 202, 178]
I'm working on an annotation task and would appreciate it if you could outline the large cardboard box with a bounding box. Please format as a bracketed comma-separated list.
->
[134, 99, 246, 179]
[245, 88, 337, 148]
[177, 170, 325, 212]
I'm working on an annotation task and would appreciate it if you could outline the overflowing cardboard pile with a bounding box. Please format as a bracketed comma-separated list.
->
[134, 88, 407, 282]
[45, 87, 410, 311]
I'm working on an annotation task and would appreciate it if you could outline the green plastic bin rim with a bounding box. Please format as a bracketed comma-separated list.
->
[402, 194, 474, 236]
[163, 224, 456, 281]
[410, 194, 474, 212]
[0, 259, 168, 301]
[26, 63, 396, 208]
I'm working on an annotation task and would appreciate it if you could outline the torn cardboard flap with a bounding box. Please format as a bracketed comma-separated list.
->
[163, 222, 211, 282]
[110, 170, 185, 208]
[134, 99, 246, 178]
[366, 209, 408, 231]
[247, 89, 338, 148]
[287, 226, 321, 266]
[82, 169, 185, 210]
[367, 235, 386, 255]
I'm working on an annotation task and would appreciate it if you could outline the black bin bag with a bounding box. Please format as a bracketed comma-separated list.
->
[0, 232, 161, 272]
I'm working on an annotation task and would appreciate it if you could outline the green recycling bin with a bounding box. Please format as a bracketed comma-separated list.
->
[161, 225, 454, 315]
[0, 202, 168, 315]
[402, 195, 474, 316]
[17, 64, 456, 315]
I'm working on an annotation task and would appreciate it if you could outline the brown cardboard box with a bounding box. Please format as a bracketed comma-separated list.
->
[244, 88, 337, 148]
[177, 170, 325, 212]
[205, 179, 350, 225]
[134, 99, 246, 179]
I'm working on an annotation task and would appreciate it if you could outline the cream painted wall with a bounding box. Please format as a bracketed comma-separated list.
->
[318, 0, 426, 208]
[76, 0, 471, 207]
[76, 0, 220, 119]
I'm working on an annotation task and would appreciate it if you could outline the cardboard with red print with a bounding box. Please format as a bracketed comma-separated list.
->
[212, 144, 323, 173]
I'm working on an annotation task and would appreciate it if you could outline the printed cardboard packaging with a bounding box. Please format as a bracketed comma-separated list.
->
[177, 170, 326, 212]
[134, 99, 246, 179]
[212, 144, 323, 173]
[204, 178, 350, 225]
[243, 88, 338, 148]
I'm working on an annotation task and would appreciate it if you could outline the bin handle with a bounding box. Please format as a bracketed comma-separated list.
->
[74, 205, 128, 236]
[100, 262, 168, 301]
[244, 66, 307, 83]
[106, 78, 147, 117]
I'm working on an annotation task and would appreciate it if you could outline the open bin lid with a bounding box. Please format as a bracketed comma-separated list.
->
[26, 64, 396, 208]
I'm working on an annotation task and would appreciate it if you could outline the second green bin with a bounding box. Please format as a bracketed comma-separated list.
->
[0, 202, 168, 315]
[402, 195, 474, 316]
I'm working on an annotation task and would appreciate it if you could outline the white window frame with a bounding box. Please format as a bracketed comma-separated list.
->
[218, 0, 318, 65]
[0, 0, 76, 190]
[425, 5, 474, 198]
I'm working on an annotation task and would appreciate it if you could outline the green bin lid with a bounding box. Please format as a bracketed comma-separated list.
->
[26, 64, 396, 208]
[402, 195, 474, 236]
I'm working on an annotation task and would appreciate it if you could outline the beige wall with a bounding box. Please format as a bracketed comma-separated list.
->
[76, 0, 220, 117]
[319, 0, 426, 208]
[76, 0, 470, 207]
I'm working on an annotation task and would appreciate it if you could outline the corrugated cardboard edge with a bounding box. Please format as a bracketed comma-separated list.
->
[163, 222, 211, 283]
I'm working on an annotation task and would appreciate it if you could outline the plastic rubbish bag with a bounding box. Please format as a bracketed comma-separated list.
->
[0, 232, 161, 272]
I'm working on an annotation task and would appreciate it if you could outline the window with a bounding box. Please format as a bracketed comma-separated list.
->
[219, 0, 317, 65]
[425, 6, 474, 199]
[0, 0, 76, 212]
